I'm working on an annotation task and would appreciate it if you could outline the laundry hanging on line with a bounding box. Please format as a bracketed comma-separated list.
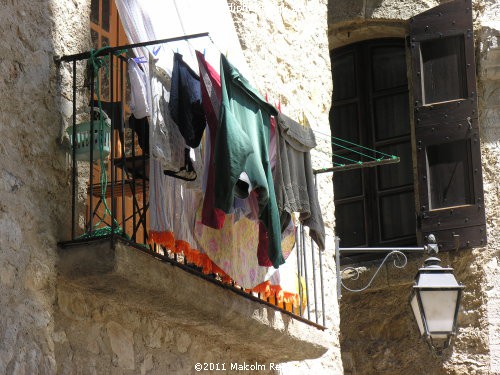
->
[169, 52, 207, 148]
[123, 45, 324, 308]
[214, 54, 284, 269]
[275, 113, 325, 250]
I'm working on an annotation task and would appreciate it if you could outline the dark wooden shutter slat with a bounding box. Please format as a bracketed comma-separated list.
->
[408, 0, 487, 250]
[408, 0, 472, 37]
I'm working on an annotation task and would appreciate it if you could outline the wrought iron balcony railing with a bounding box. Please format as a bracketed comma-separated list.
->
[57, 36, 326, 329]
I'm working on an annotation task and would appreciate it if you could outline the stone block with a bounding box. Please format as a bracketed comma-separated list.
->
[0, 263, 16, 287]
[490, 344, 500, 373]
[140, 354, 153, 375]
[176, 332, 191, 354]
[328, 0, 365, 26]
[365, 0, 438, 20]
[107, 321, 135, 370]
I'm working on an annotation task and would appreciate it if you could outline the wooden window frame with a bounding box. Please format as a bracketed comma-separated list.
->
[331, 0, 487, 253]
[331, 38, 417, 249]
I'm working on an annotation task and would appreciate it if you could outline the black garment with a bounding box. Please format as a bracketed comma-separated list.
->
[163, 147, 197, 182]
[128, 114, 149, 155]
[168, 53, 206, 148]
[91, 100, 123, 132]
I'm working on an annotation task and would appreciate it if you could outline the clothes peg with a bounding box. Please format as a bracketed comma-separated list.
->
[132, 56, 148, 64]
[153, 45, 161, 56]
[203, 48, 206, 57]
[265, 92, 269, 102]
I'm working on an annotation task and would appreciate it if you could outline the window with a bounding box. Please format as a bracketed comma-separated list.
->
[88, 0, 148, 241]
[90, 0, 129, 101]
[331, 39, 416, 248]
[331, 0, 487, 252]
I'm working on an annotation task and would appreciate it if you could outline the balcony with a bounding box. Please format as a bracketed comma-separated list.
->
[57, 38, 329, 361]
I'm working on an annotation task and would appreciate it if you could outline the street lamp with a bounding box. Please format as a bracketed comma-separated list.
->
[410, 256, 464, 350]
[335, 234, 464, 351]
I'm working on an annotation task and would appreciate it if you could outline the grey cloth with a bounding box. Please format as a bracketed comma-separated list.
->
[275, 113, 325, 250]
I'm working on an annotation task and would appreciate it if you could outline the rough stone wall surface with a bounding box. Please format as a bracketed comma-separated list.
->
[477, 2, 500, 373]
[0, 0, 89, 373]
[328, 0, 500, 374]
[1, 1, 343, 374]
[54, 283, 278, 375]
[227, 0, 342, 374]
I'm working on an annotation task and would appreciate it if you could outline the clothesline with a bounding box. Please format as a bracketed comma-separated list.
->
[300, 128, 400, 173]
[57, 32, 211, 62]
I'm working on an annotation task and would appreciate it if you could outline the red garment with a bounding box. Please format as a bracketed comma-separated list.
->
[257, 115, 278, 266]
[257, 222, 273, 267]
[196, 51, 226, 229]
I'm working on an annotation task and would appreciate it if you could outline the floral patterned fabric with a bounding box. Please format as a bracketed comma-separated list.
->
[194, 206, 295, 289]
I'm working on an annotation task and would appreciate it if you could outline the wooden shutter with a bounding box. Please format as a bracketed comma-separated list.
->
[408, 0, 487, 250]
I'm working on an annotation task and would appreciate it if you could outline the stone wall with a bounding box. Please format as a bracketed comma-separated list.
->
[477, 2, 500, 373]
[54, 282, 279, 375]
[328, 0, 500, 374]
[0, 0, 88, 373]
[0, 0, 343, 374]
[227, 0, 343, 373]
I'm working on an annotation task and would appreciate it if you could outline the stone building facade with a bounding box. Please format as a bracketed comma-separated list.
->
[328, 0, 500, 374]
[0, 0, 342, 374]
[0, 0, 499, 374]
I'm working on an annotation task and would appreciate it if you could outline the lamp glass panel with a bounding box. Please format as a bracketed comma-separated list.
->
[411, 293, 425, 335]
[420, 290, 458, 333]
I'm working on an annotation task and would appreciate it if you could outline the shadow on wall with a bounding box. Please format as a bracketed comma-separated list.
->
[0, 0, 74, 373]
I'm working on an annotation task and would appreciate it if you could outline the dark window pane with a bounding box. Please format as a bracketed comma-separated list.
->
[100, 36, 110, 99]
[380, 192, 416, 240]
[90, 0, 99, 25]
[372, 46, 407, 91]
[100, 75, 110, 101]
[331, 103, 359, 147]
[421, 35, 467, 104]
[101, 35, 109, 47]
[334, 169, 363, 199]
[374, 92, 410, 141]
[427, 139, 473, 209]
[126, 73, 131, 108]
[91, 29, 99, 50]
[332, 39, 415, 248]
[333, 53, 356, 101]
[335, 201, 366, 247]
[102, 0, 110, 31]
[377, 142, 413, 190]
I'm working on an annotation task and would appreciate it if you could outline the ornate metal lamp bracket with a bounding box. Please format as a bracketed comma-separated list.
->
[340, 250, 408, 293]
[335, 235, 438, 300]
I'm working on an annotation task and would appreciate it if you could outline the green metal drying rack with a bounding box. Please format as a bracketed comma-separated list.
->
[313, 136, 400, 175]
